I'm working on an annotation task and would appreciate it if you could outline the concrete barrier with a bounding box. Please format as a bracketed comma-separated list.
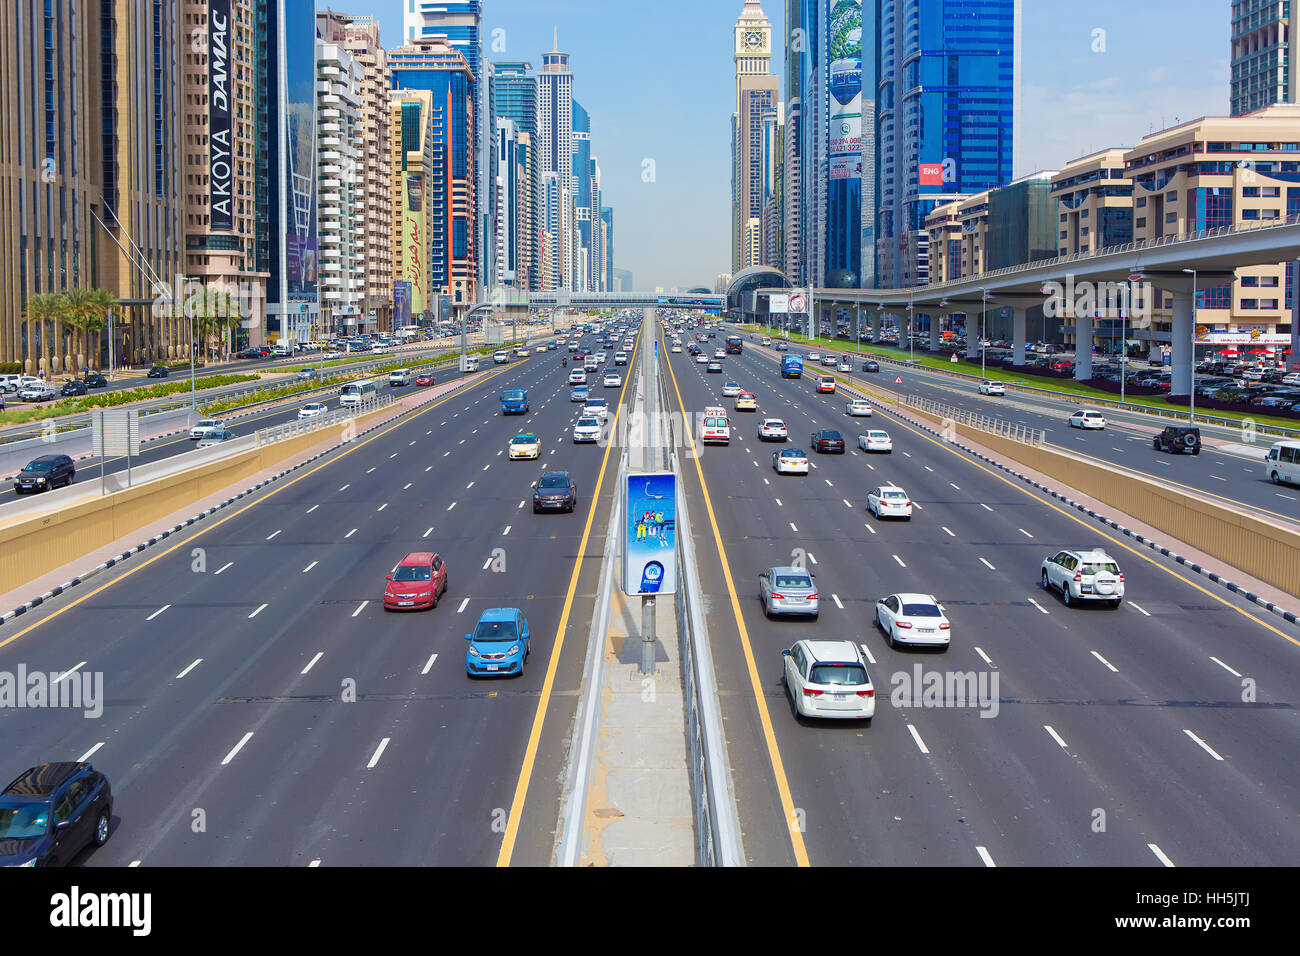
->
[0, 400, 397, 596]
[0, 407, 197, 480]
[896, 399, 1300, 599]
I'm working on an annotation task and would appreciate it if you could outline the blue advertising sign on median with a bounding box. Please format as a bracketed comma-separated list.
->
[623, 472, 677, 595]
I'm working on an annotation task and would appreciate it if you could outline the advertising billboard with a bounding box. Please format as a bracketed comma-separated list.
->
[623, 472, 677, 596]
[826, 0, 863, 283]
[207, 0, 234, 232]
[769, 293, 790, 313]
[401, 173, 427, 315]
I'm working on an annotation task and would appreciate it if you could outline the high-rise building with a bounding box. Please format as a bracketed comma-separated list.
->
[874, 0, 1018, 289]
[315, 31, 366, 336]
[572, 100, 593, 291]
[601, 207, 615, 292]
[538, 32, 575, 290]
[390, 39, 479, 312]
[491, 62, 540, 290]
[733, 2, 780, 273]
[825, 0, 867, 288]
[402, 1, 484, 302]
[320, 13, 394, 332]
[1231, 1, 1298, 116]
[492, 118, 534, 292]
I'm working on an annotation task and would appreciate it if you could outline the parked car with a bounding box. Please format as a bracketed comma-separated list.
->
[1153, 425, 1201, 455]
[759, 566, 819, 618]
[13, 454, 75, 494]
[383, 551, 448, 611]
[0, 762, 113, 866]
[782, 640, 875, 721]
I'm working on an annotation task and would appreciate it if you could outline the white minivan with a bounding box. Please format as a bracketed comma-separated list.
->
[388, 368, 411, 386]
[1265, 440, 1300, 485]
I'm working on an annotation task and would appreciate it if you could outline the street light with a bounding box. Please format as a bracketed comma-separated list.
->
[1182, 268, 1197, 423]
[980, 288, 990, 379]
[178, 275, 200, 410]
[908, 290, 915, 365]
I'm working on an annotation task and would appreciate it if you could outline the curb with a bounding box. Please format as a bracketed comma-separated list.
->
[0, 375, 474, 630]
[852, 384, 1299, 627]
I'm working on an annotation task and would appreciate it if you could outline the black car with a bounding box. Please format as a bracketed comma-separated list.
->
[0, 762, 113, 866]
[236, 348, 263, 359]
[60, 380, 88, 397]
[810, 429, 846, 453]
[862, 360, 880, 372]
[533, 471, 578, 513]
[14, 454, 75, 493]
[1153, 425, 1201, 455]
[146, 364, 169, 378]
[84, 372, 108, 389]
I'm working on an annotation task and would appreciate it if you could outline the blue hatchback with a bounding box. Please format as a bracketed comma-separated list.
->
[466, 608, 530, 677]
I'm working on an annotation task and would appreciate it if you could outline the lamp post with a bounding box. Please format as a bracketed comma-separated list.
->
[980, 288, 990, 379]
[178, 276, 200, 410]
[1182, 267, 1197, 423]
[908, 290, 915, 365]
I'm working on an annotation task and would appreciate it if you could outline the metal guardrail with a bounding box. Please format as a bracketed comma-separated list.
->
[254, 394, 394, 446]
[903, 394, 1046, 447]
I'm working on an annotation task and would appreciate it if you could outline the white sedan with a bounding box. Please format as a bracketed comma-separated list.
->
[721, 381, 742, 397]
[858, 430, 893, 453]
[758, 418, 788, 441]
[875, 593, 951, 650]
[322, 350, 341, 360]
[1068, 409, 1107, 429]
[782, 640, 876, 721]
[696, 354, 709, 365]
[572, 416, 603, 443]
[189, 418, 227, 440]
[867, 484, 912, 519]
[978, 380, 1005, 396]
[772, 448, 810, 474]
[838, 360, 853, 372]
[845, 400, 873, 417]
[603, 371, 622, 387]
[713, 349, 726, 359]
[298, 402, 328, 420]
[808, 352, 821, 362]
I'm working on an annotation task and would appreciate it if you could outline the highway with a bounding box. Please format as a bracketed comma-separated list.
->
[0, 324, 635, 865]
[661, 332, 1300, 867]
[741, 331, 1300, 530]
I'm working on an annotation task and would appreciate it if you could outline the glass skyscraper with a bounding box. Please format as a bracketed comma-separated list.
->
[874, 0, 1017, 288]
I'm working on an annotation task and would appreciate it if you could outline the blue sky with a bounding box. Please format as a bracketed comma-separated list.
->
[359, 1, 1232, 290]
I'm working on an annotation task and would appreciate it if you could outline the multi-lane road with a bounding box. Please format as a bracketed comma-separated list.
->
[0, 330, 634, 865]
[663, 335, 1300, 866]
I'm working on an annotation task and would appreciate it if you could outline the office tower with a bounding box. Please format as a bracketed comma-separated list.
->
[403, 0, 484, 302]
[875, 0, 1018, 288]
[389, 39, 479, 312]
[493, 118, 532, 291]
[491, 62, 540, 290]
[319, 12, 394, 331]
[572, 100, 593, 291]
[733, 2, 781, 273]
[1231, 1, 1298, 115]
[538, 31, 575, 290]
[539, 171, 561, 291]
[601, 207, 615, 292]
[589, 159, 604, 291]
[315, 31, 366, 336]
[760, 105, 784, 269]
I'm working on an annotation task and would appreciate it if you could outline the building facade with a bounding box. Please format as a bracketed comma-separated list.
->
[315, 33, 365, 335]
[538, 34, 574, 290]
[490, 61, 540, 290]
[1231, 0, 1298, 116]
[733, 2, 780, 274]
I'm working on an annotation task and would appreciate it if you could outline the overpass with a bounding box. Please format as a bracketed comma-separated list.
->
[469, 290, 725, 315]
[742, 215, 1300, 396]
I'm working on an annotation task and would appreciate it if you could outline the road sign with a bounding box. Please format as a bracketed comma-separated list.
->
[950, 353, 958, 364]
[894, 375, 904, 384]
[623, 472, 677, 595]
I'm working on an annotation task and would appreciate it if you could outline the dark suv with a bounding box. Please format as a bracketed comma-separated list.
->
[1154, 425, 1201, 455]
[0, 762, 113, 866]
[533, 471, 578, 513]
[14, 454, 75, 493]
[810, 429, 846, 454]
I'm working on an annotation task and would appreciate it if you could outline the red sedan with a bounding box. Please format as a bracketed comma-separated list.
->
[383, 552, 448, 611]
[416, 374, 434, 386]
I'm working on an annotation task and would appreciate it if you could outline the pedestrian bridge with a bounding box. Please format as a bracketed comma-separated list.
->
[470, 290, 724, 313]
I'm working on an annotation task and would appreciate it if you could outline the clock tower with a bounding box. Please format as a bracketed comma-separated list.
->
[734, 1, 773, 109]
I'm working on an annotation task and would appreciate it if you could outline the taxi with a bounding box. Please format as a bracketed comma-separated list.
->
[508, 432, 541, 460]
[734, 391, 758, 412]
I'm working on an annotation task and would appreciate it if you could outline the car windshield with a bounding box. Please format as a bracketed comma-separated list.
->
[577, 418, 599, 427]
[473, 620, 518, 642]
[775, 574, 812, 588]
[24, 461, 52, 472]
[809, 663, 869, 686]
[869, 432, 889, 439]
[0, 800, 51, 839]
[820, 431, 842, 439]
[901, 604, 942, 616]
[510, 435, 536, 445]
[393, 566, 432, 582]
[503, 391, 525, 400]
[765, 421, 785, 428]
[538, 476, 569, 489]
[586, 400, 607, 407]
[783, 449, 805, 458]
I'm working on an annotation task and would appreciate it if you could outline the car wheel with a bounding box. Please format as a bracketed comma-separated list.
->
[887, 627, 898, 649]
[1272, 470, 1282, 484]
[1041, 570, 1051, 591]
[93, 811, 110, 847]
[1062, 586, 1072, 606]
[1152, 438, 1161, 450]
[1110, 599, 1122, 609]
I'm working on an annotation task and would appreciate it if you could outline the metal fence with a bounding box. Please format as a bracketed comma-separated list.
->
[904, 394, 1046, 447]
[254, 394, 394, 446]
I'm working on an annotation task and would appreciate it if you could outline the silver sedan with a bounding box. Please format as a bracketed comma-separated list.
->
[759, 566, 820, 618]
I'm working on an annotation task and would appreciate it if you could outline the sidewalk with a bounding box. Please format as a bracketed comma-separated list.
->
[578, 585, 693, 866]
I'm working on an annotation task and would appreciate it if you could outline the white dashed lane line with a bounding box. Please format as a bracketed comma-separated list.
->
[175, 659, 203, 680]
[1210, 656, 1242, 677]
[146, 605, 170, 621]
[1091, 650, 1118, 672]
[352, 601, 368, 618]
[301, 652, 323, 675]
[248, 604, 267, 619]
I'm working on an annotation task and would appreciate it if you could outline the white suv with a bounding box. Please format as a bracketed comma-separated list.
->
[782, 640, 875, 722]
[1041, 549, 1125, 608]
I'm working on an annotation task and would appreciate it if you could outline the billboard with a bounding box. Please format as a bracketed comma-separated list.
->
[826, 0, 863, 282]
[623, 472, 677, 596]
[207, 0, 234, 231]
[401, 173, 427, 315]
[769, 293, 790, 313]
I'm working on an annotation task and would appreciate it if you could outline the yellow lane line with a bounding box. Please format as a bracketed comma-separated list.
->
[662, 335, 811, 867]
[0, 365, 518, 653]
[495, 324, 643, 866]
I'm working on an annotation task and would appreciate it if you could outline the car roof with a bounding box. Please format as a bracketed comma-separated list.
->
[476, 607, 520, 623]
[3, 762, 87, 797]
[802, 640, 866, 665]
[540, 470, 570, 479]
[893, 592, 940, 605]
[26, 454, 64, 465]
[1064, 548, 1116, 561]
[398, 552, 435, 566]
[877, 483, 906, 492]
[768, 566, 812, 576]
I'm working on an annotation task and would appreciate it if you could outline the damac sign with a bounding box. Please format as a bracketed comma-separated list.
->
[208, 0, 233, 232]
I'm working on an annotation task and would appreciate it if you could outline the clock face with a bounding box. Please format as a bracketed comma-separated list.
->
[744, 30, 765, 50]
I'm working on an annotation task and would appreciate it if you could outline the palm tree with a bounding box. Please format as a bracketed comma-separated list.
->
[62, 288, 96, 374]
[184, 286, 244, 362]
[23, 292, 65, 375]
[81, 289, 116, 371]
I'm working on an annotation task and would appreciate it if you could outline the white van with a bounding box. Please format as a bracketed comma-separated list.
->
[1265, 441, 1300, 485]
[339, 379, 379, 407]
[701, 406, 731, 445]
[460, 355, 480, 373]
[493, 350, 510, 364]
[388, 368, 411, 387]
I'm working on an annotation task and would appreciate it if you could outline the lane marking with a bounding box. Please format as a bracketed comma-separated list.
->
[146, 605, 170, 621]
[221, 732, 254, 765]
[1044, 725, 1069, 750]
[974, 646, 993, 666]
[404, 483, 413, 490]
[457, 598, 470, 614]
[941, 526, 955, 537]
[301, 652, 323, 675]
[979, 503, 993, 512]
[1128, 601, 1151, 617]
[503, 525, 511, 536]
[266, 530, 281, 540]
[1210, 656, 1242, 677]
[976, 846, 996, 868]
[421, 653, 438, 675]
[1026, 597, 1049, 615]
[1091, 650, 1118, 672]
[175, 659, 202, 679]
[214, 562, 234, 575]
[950, 482, 961, 490]
[892, 554, 906, 567]
[1018, 528, 1033, 538]
[448, 502, 457, 511]
[1184, 728, 1224, 761]
[248, 604, 267, 619]
[377, 503, 388, 512]
[789, 522, 798, 532]
[345, 528, 357, 538]
[864, 523, 876, 534]
[423, 527, 434, 538]
[352, 601, 368, 617]
[1149, 843, 1176, 867]
[306, 505, 319, 514]
[339, 484, 350, 492]
[979, 557, 996, 570]
[366, 737, 391, 769]
[78, 742, 105, 762]
[906, 724, 930, 755]
[832, 594, 844, 609]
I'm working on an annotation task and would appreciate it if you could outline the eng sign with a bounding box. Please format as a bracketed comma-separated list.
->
[623, 472, 677, 596]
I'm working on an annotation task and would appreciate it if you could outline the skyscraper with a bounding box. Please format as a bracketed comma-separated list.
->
[538, 32, 575, 290]
[874, 0, 1018, 288]
[732, 2, 780, 273]
[572, 100, 593, 291]
[1231, 1, 1298, 115]
[491, 62, 540, 290]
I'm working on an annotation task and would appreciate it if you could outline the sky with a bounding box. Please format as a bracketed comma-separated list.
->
[354, 0, 1234, 291]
